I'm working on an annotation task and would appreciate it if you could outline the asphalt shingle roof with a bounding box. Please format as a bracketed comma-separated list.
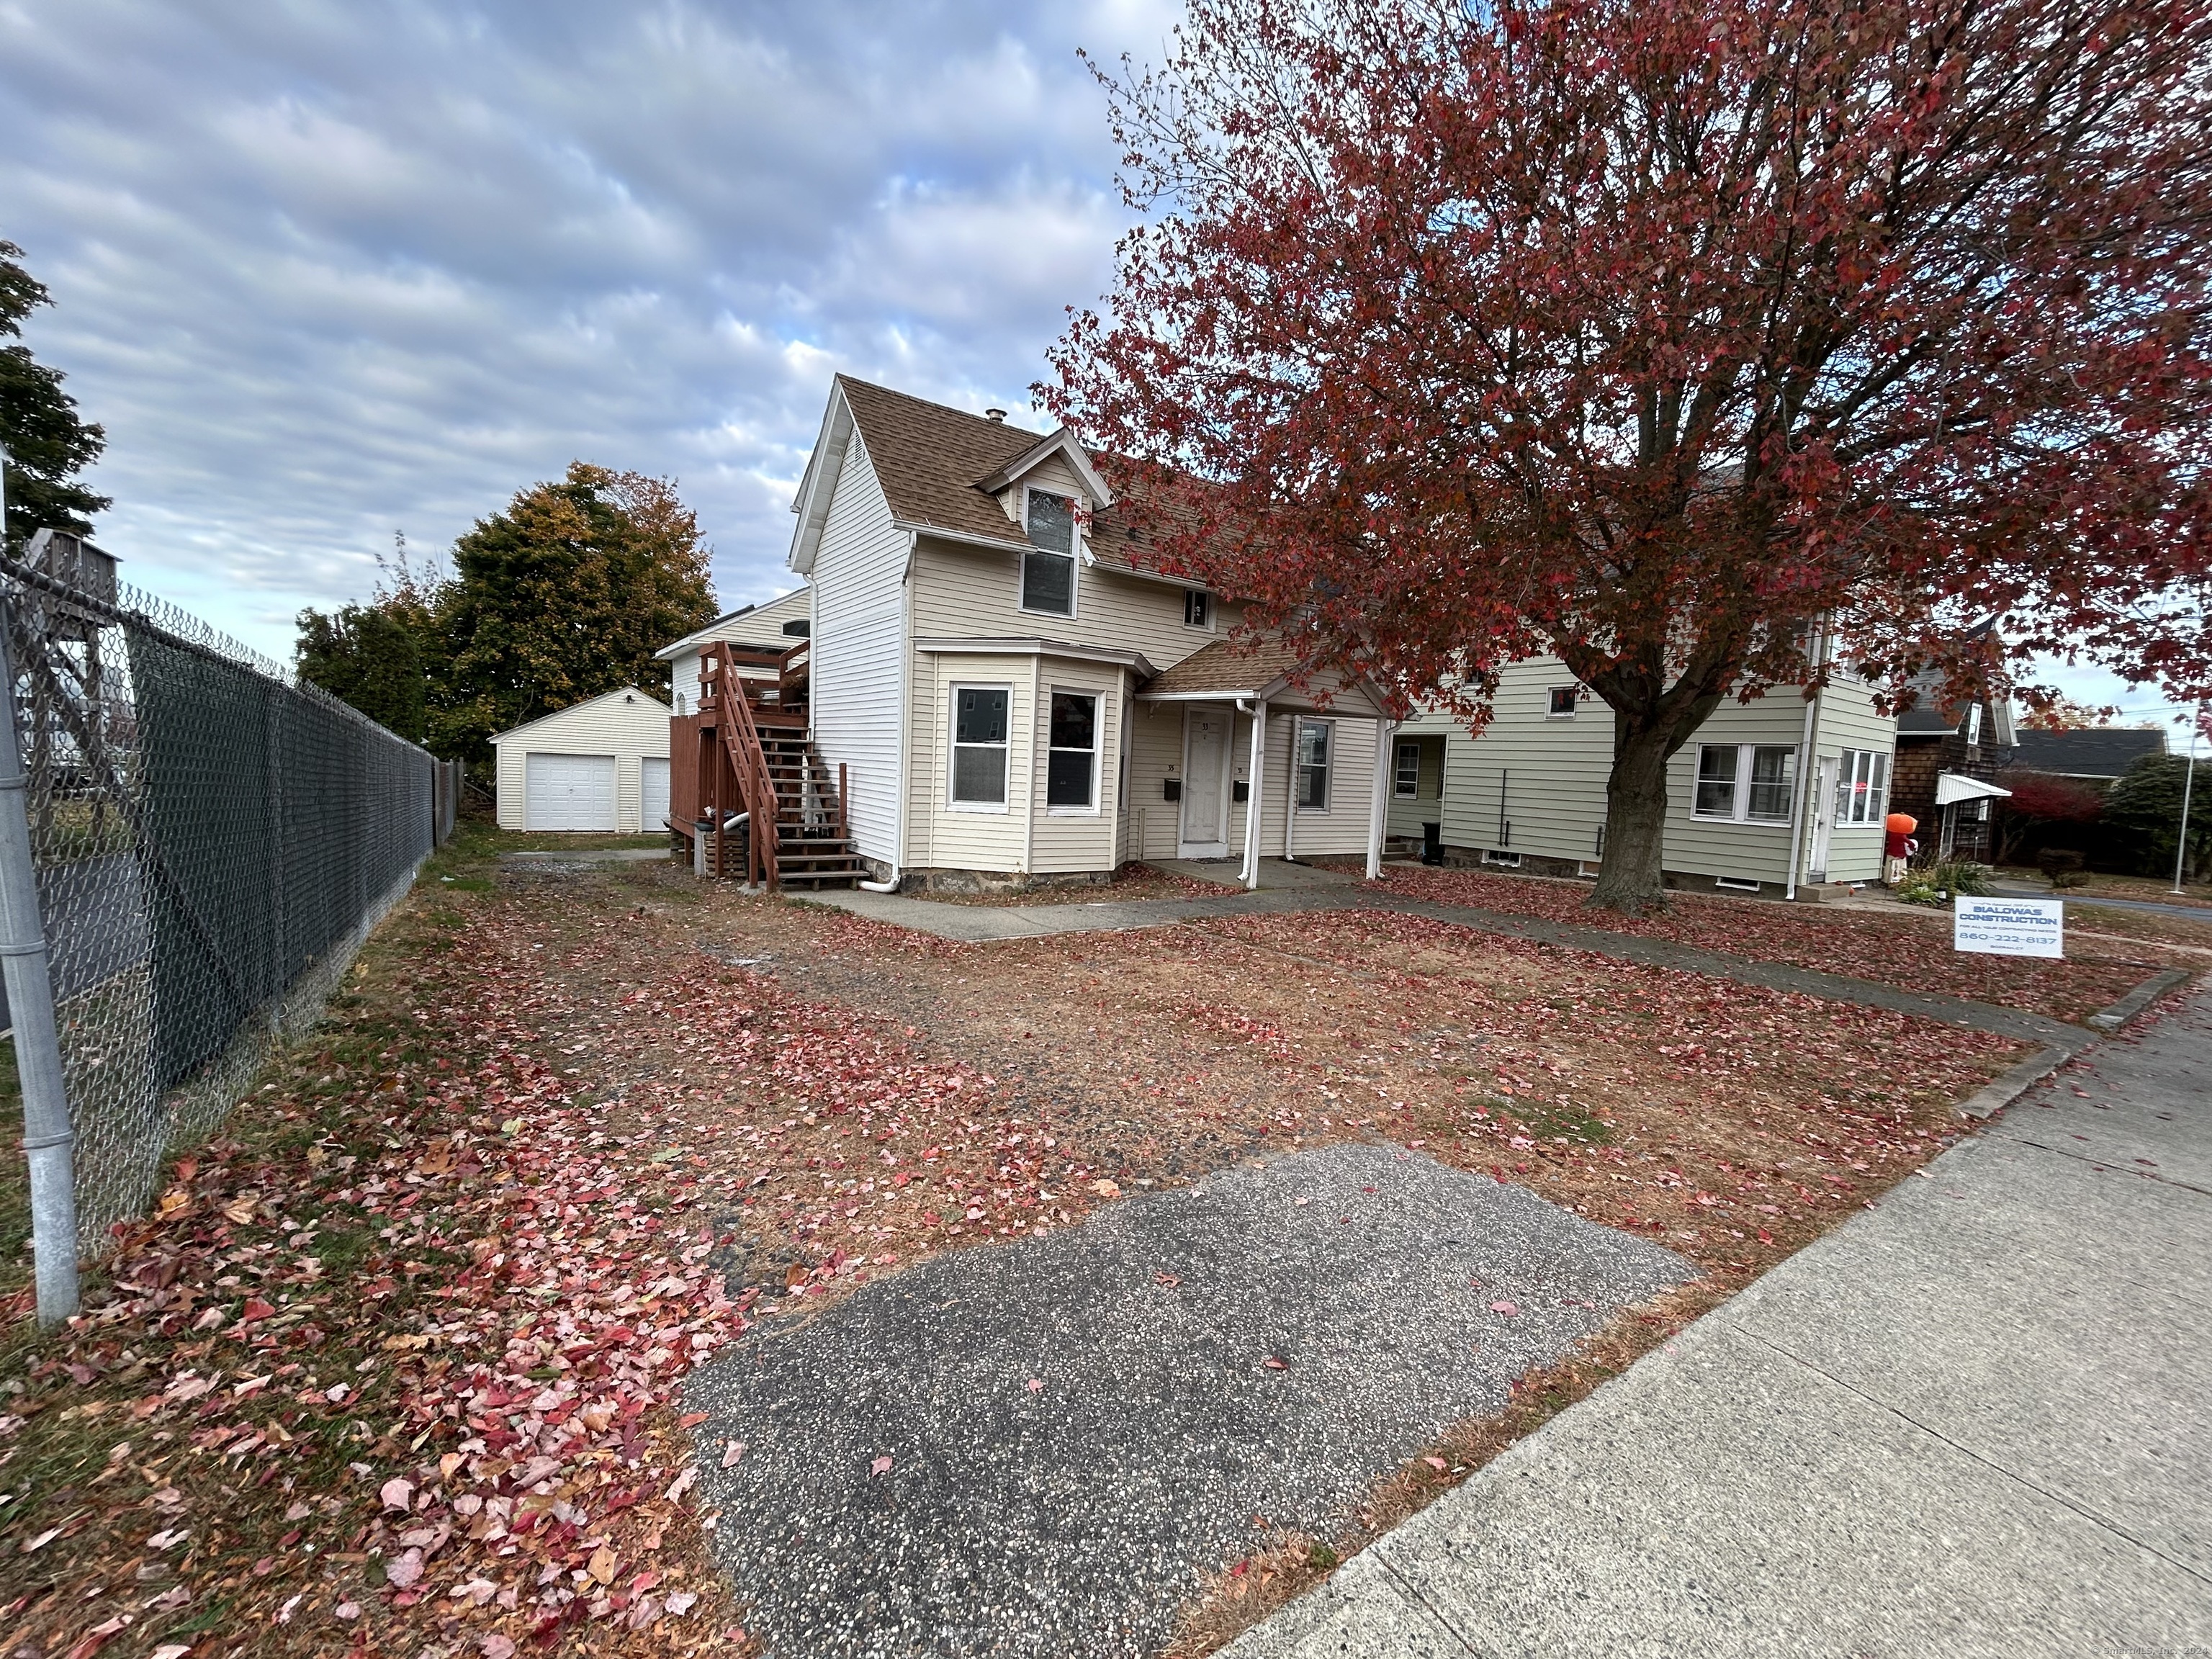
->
[1141, 637, 1308, 697]
[837, 376, 1038, 548]
[2008, 727, 2168, 778]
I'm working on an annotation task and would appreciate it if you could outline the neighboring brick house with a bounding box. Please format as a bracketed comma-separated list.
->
[1889, 670, 2018, 860]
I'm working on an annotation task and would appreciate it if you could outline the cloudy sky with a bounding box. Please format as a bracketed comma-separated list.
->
[0, 0, 2189, 737]
[1, 0, 1170, 657]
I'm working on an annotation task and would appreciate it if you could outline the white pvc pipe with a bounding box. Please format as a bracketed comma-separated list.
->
[1242, 700, 1267, 890]
[1367, 718, 1396, 880]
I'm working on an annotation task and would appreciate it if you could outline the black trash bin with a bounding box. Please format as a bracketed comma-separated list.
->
[1422, 822, 1443, 865]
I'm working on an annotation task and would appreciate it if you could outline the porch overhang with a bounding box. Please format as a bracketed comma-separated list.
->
[912, 635, 1158, 677]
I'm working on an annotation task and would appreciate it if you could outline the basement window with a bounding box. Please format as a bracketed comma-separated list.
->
[1482, 850, 1521, 868]
[1714, 875, 1763, 894]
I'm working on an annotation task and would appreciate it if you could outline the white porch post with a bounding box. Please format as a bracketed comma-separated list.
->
[1244, 700, 1268, 889]
[1367, 718, 1395, 880]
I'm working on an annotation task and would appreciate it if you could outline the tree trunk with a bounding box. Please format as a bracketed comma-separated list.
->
[1588, 709, 1707, 914]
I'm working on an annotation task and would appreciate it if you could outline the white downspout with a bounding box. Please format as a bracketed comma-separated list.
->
[1241, 699, 1267, 889]
[1367, 717, 1396, 880]
[1785, 623, 1830, 902]
[1283, 716, 1298, 864]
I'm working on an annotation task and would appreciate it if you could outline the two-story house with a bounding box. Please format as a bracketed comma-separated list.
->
[781, 377, 1393, 891]
[1388, 657, 1902, 899]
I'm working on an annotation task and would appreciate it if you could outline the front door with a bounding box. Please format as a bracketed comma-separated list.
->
[1179, 706, 1231, 857]
[1807, 755, 1837, 881]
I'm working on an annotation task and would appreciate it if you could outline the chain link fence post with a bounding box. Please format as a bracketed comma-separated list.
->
[0, 593, 80, 1323]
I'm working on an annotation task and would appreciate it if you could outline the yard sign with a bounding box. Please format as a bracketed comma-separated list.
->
[1954, 896, 2064, 959]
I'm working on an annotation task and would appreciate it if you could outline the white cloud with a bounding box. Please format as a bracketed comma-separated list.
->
[0, 0, 1165, 650]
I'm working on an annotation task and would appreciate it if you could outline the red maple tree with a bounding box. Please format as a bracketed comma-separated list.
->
[1046, 0, 2212, 910]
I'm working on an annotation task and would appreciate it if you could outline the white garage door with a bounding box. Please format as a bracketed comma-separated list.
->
[641, 756, 670, 833]
[525, 752, 617, 832]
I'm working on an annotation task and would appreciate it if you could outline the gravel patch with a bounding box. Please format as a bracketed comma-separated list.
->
[684, 1141, 1693, 1658]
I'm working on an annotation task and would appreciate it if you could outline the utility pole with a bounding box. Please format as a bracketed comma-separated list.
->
[2175, 702, 2203, 897]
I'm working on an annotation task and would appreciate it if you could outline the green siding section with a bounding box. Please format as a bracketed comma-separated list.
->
[1406, 660, 1897, 887]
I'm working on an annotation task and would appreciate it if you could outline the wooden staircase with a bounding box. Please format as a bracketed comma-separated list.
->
[678, 639, 866, 891]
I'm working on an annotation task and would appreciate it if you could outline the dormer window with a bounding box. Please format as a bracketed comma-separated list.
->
[1022, 489, 1076, 616]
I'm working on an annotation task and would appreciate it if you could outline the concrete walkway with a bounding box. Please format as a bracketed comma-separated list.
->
[804, 873, 2091, 1049]
[1222, 984, 2212, 1659]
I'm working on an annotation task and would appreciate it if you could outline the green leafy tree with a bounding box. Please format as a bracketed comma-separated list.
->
[2103, 753, 2212, 879]
[296, 601, 428, 743]
[0, 238, 109, 546]
[429, 464, 716, 760]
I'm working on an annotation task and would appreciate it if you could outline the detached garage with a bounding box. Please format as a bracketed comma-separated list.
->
[490, 688, 672, 833]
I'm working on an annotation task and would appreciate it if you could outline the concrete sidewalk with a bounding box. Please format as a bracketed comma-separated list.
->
[1223, 986, 2212, 1659]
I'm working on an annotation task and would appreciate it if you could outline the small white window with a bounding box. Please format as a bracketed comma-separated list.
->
[950, 684, 1011, 808]
[1694, 743, 1795, 824]
[1022, 490, 1076, 616]
[1046, 690, 1099, 811]
[1184, 590, 1211, 629]
[1394, 739, 1421, 798]
[1482, 849, 1521, 868]
[1547, 686, 1581, 717]
[1295, 721, 1331, 810]
[1714, 875, 1763, 893]
[1833, 750, 1892, 825]
[1965, 702, 1984, 745]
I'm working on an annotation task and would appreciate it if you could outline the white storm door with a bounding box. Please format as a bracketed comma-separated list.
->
[525, 752, 617, 832]
[1179, 706, 1231, 855]
[1808, 755, 1837, 881]
[641, 756, 671, 832]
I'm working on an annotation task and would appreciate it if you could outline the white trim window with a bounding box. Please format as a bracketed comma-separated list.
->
[1394, 739, 1421, 798]
[950, 684, 1012, 809]
[1183, 590, 1211, 629]
[1833, 749, 1891, 825]
[1046, 689, 1100, 812]
[1694, 742, 1796, 824]
[1295, 719, 1332, 810]
[1021, 489, 1076, 617]
[1547, 685, 1581, 717]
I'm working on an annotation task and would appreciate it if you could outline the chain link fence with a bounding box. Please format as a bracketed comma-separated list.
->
[3, 534, 443, 1274]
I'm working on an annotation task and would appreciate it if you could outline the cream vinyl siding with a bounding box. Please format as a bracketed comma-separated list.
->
[808, 434, 908, 868]
[490, 688, 670, 832]
[1804, 676, 1894, 884]
[907, 652, 1032, 873]
[909, 455, 1238, 677]
[1385, 734, 1447, 840]
[665, 587, 811, 715]
[1126, 699, 1192, 863]
[1029, 662, 1126, 873]
[1407, 660, 1897, 886]
[1121, 699, 1381, 864]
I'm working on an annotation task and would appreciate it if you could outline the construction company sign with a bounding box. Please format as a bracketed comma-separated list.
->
[1954, 896, 2065, 959]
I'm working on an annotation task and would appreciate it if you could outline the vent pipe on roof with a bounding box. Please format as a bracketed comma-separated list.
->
[984, 408, 1007, 422]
